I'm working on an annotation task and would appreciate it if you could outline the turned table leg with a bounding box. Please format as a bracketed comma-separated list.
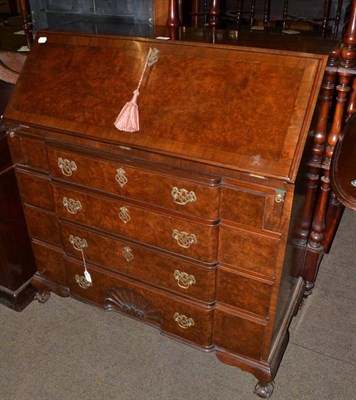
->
[263, 0, 271, 30]
[209, 0, 220, 27]
[19, 0, 33, 49]
[167, 0, 180, 27]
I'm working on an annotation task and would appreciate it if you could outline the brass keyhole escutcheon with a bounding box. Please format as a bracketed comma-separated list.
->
[119, 207, 131, 224]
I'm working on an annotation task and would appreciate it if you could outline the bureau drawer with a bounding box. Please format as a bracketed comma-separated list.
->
[20, 136, 48, 171]
[24, 205, 61, 246]
[32, 240, 67, 285]
[216, 265, 273, 317]
[52, 184, 218, 263]
[218, 223, 280, 276]
[8, 134, 48, 171]
[47, 147, 220, 220]
[60, 222, 216, 303]
[65, 257, 214, 349]
[214, 306, 267, 359]
[16, 169, 54, 211]
[220, 184, 285, 232]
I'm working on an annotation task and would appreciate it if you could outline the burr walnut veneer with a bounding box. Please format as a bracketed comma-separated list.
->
[4, 31, 330, 397]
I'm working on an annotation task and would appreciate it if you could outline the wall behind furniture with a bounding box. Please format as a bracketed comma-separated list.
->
[29, 0, 154, 30]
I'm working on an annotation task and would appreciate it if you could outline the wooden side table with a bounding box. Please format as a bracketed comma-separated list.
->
[331, 113, 356, 210]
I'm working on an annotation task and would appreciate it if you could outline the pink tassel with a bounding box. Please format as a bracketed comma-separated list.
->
[114, 90, 140, 132]
[114, 47, 156, 133]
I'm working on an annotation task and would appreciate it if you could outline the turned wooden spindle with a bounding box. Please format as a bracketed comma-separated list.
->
[191, 0, 199, 28]
[282, 0, 288, 31]
[308, 76, 350, 252]
[322, 33, 356, 250]
[166, 0, 180, 40]
[313, 49, 339, 165]
[340, 0, 356, 70]
[293, 50, 338, 283]
[333, 0, 344, 39]
[263, 0, 271, 30]
[236, 0, 244, 29]
[318, 72, 351, 251]
[19, 0, 33, 49]
[321, 0, 332, 37]
[167, 0, 180, 27]
[295, 49, 338, 240]
[346, 77, 356, 120]
[324, 76, 351, 169]
[250, 0, 256, 29]
[323, 192, 344, 252]
[290, 166, 320, 280]
[323, 0, 356, 167]
[308, 177, 330, 248]
[209, 0, 220, 27]
[323, 0, 356, 250]
[341, 0, 356, 121]
[302, 0, 356, 294]
[177, 0, 183, 25]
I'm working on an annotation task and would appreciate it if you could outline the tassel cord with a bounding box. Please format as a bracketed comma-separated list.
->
[114, 47, 155, 133]
[135, 47, 153, 94]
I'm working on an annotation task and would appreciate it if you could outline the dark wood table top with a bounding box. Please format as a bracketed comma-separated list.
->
[331, 114, 356, 211]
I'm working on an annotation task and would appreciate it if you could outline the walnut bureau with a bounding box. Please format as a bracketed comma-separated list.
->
[4, 30, 330, 398]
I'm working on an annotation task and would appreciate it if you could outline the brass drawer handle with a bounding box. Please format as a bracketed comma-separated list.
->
[75, 274, 92, 289]
[115, 168, 128, 188]
[119, 206, 131, 224]
[174, 270, 196, 289]
[171, 187, 197, 205]
[63, 197, 82, 214]
[122, 246, 133, 262]
[172, 229, 197, 249]
[174, 312, 195, 329]
[58, 157, 77, 177]
[70, 235, 92, 289]
[69, 235, 88, 251]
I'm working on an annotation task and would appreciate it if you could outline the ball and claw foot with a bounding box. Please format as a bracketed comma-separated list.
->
[34, 289, 50, 304]
[253, 381, 275, 398]
[303, 281, 314, 298]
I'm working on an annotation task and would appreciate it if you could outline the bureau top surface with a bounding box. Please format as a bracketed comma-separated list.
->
[5, 31, 328, 182]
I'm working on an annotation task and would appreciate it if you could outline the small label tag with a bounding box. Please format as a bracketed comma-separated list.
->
[84, 270, 92, 283]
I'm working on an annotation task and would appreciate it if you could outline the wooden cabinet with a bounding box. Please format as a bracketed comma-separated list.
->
[0, 132, 36, 310]
[0, 80, 36, 311]
[4, 30, 331, 397]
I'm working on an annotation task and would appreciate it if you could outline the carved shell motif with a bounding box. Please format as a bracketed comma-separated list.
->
[104, 287, 162, 328]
